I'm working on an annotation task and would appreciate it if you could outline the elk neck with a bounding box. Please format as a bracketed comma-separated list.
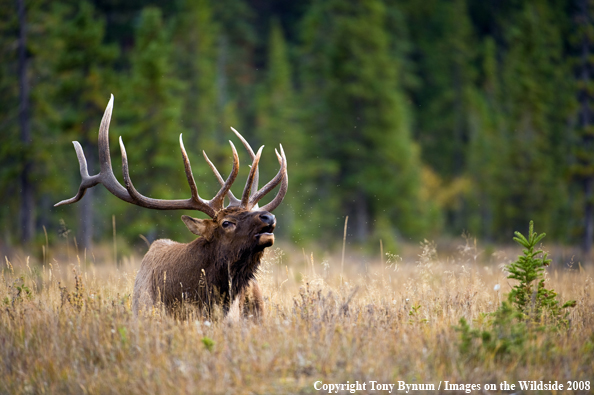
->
[187, 236, 265, 301]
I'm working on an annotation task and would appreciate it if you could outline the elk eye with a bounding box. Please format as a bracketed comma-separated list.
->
[222, 221, 234, 228]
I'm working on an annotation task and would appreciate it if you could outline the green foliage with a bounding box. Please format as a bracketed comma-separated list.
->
[14, 276, 32, 302]
[116, 7, 188, 241]
[402, 0, 477, 179]
[407, 303, 427, 324]
[46, 0, 119, 247]
[118, 326, 128, 346]
[508, 221, 576, 324]
[3, 276, 33, 306]
[201, 336, 215, 352]
[173, 0, 219, 147]
[569, 0, 594, 251]
[300, 0, 433, 243]
[254, 19, 305, 241]
[0, 0, 21, 242]
[210, 0, 255, 136]
[457, 221, 577, 362]
[496, 2, 574, 238]
[457, 302, 532, 361]
[1, 0, 593, 250]
[465, 37, 507, 240]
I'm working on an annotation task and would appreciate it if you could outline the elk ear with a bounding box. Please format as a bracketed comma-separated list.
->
[181, 215, 215, 240]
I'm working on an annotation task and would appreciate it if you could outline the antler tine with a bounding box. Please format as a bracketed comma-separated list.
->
[54, 141, 101, 206]
[248, 145, 286, 209]
[55, 94, 135, 207]
[202, 144, 242, 206]
[231, 127, 259, 195]
[209, 141, 240, 211]
[179, 134, 199, 202]
[259, 144, 288, 213]
[96, 95, 135, 201]
[119, 137, 217, 217]
[241, 146, 263, 208]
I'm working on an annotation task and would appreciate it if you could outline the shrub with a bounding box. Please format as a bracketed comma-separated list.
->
[457, 221, 576, 361]
[507, 221, 576, 325]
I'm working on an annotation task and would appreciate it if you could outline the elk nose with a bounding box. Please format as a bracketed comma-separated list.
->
[259, 212, 275, 225]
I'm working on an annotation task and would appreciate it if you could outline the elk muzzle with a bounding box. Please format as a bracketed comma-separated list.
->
[255, 212, 276, 247]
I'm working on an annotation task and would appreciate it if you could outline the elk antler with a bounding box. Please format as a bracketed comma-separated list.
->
[55, 95, 288, 218]
[203, 127, 288, 212]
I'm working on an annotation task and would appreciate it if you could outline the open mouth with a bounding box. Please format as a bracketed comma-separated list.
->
[255, 224, 276, 246]
[255, 224, 275, 238]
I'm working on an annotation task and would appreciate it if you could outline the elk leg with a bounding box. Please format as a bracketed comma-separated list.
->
[238, 280, 264, 320]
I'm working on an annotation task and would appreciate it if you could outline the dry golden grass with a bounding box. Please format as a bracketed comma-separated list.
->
[0, 239, 592, 394]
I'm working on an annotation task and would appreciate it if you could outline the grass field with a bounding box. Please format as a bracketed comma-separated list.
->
[0, 238, 592, 394]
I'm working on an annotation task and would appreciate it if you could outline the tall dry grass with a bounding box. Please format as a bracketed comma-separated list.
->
[0, 238, 592, 394]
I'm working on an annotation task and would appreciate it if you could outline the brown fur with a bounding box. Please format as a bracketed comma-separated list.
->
[132, 207, 275, 318]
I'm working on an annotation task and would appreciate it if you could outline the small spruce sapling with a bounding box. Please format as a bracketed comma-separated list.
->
[507, 221, 576, 324]
[456, 221, 577, 360]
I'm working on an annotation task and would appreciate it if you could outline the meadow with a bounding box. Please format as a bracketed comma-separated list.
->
[0, 237, 592, 394]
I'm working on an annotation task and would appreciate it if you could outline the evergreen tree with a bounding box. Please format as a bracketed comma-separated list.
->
[301, 0, 431, 244]
[571, 0, 594, 257]
[171, 0, 229, 203]
[0, 0, 64, 245]
[16, 0, 34, 244]
[466, 38, 507, 241]
[398, 0, 479, 235]
[0, 0, 587, 249]
[499, 0, 574, 237]
[254, 19, 304, 240]
[212, 0, 256, 136]
[117, 7, 187, 242]
[174, 0, 219, 150]
[50, 1, 118, 249]
[0, 0, 21, 245]
[401, 0, 477, 179]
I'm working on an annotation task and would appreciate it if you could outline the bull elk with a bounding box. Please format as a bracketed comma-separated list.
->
[55, 95, 288, 318]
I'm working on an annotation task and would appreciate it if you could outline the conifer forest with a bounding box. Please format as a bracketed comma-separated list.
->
[1, 0, 593, 256]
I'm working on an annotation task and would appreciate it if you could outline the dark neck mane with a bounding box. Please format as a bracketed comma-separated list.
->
[188, 237, 264, 306]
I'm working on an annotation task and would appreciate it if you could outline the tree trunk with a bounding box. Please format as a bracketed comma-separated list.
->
[353, 189, 369, 243]
[579, 0, 593, 259]
[17, 0, 34, 244]
[585, 179, 593, 255]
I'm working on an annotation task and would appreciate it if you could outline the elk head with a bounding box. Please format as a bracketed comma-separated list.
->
[182, 209, 276, 249]
[55, 94, 287, 250]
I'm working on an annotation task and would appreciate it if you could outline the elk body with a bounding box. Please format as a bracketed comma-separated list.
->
[56, 95, 288, 318]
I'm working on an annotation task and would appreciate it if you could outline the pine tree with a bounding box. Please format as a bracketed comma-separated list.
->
[301, 0, 431, 244]
[0, 0, 21, 244]
[571, 0, 594, 257]
[399, 0, 478, 234]
[16, 0, 34, 243]
[401, 0, 476, 179]
[174, 0, 219, 150]
[254, 19, 304, 240]
[42, 1, 118, 249]
[212, 0, 256, 137]
[499, 0, 574, 238]
[116, 7, 187, 242]
[466, 38, 508, 241]
[171, 0, 230, 205]
[0, 0, 63, 245]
